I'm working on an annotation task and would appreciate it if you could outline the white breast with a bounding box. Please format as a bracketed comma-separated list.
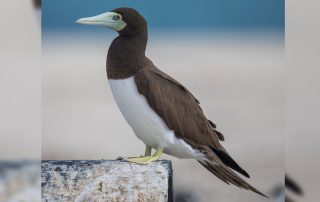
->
[108, 77, 205, 160]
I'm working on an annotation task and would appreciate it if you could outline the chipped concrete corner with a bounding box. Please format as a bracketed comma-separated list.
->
[41, 160, 173, 202]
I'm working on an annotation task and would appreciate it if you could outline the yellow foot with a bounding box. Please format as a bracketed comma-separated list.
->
[126, 148, 163, 165]
[127, 156, 160, 164]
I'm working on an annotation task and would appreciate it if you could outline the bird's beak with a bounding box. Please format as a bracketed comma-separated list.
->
[76, 12, 126, 31]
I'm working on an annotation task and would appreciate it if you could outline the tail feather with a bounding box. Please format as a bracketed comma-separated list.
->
[198, 153, 267, 197]
[210, 147, 250, 178]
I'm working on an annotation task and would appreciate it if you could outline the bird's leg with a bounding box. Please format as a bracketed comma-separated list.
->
[144, 145, 152, 156]
[127, 148, 163, 164]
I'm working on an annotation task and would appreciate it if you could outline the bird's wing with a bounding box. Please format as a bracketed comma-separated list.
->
[134, 67, 222, 149]
[150, 67, 226, 142]
[134, 68, 266, 196]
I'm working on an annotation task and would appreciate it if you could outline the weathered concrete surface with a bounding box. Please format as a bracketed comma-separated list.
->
[0, 161, 41, 202]
[41, 160, 173, 202]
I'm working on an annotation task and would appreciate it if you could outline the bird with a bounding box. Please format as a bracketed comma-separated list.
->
[76, 7, 266, 197]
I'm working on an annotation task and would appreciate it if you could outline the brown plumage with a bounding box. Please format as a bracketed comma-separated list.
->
[105, 7, 266, 197]
[134, 66, 265, 196]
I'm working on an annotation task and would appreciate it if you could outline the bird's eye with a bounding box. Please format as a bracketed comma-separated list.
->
[112, 15, 121, 21]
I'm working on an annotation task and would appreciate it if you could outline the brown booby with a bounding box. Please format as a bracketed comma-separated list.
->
[76, 7, 266, 197]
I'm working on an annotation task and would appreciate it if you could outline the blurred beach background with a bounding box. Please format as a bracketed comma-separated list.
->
[42, 1, 284, 201]
[0, 1, 41, 201]
[0, 0, 41, 160]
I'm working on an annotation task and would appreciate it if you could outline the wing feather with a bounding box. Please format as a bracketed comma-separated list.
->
[134, 68, 221, 149]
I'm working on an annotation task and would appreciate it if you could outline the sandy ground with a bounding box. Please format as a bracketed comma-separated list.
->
[42, 32, 284, 202]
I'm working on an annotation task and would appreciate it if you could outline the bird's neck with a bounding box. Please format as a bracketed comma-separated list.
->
[107, 33, 148, 79]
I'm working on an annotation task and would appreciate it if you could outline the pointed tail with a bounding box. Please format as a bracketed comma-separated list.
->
[198, 155, 267, 197]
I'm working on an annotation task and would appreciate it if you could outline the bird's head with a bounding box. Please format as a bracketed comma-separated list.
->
[76, 7, 147, 36]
